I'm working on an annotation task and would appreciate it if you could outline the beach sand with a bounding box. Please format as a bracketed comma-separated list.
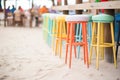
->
[0, 26, 120, 80]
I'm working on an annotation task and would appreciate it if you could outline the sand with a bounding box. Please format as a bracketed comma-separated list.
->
[0, 26, 120, 80]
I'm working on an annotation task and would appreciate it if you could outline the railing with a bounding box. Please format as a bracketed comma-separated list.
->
[52, 1, 120, 10]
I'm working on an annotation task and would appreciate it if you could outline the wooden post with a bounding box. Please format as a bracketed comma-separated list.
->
[32, 0, 34, 8]
[51, 0, 55, 6]
[4, 0, 6, 27]
[63, 0, 68, 14]
[0, 0, 1, 6]
[75, 0, 82, 14]
[89, 0, 97, 14]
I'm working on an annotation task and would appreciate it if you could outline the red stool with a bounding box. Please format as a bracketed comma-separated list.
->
[65, 15, 90, 68]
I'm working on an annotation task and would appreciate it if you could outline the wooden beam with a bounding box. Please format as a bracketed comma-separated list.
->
[52, 1, 120, 10]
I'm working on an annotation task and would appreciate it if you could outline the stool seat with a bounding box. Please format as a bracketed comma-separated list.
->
[88, 14, 93, 21]
[65, 15, 90, 21]
[92, 14, 114, 22]
[56, 15, 67, 21]
[115, 14, 120, 21]
[49, 14, 59, 20]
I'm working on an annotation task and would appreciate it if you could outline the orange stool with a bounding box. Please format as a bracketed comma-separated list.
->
[65, 15, 90, 68]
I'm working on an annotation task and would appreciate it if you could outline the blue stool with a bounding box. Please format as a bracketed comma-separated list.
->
[115, 14, 120, 59]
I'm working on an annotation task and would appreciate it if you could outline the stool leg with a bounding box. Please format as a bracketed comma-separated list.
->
[110, 22, 117, 68]
[59, 21, 63, 58]
[46, 17, 49, 44]
[100, 23, 104, 60]
[93, 25, 97, 55]
[82, 23, 86, 64]
[83, 22, 89, 67]
[87, 22, 92, 53]
[52, 20, 56, 52]
[116, 22, 120, 60]
[48, 18, 51, 46]
[65, 23, 70, 64]
[69, 23, 74, 68]
[73, 24, 76, 58]
[96, 22, 100, 69]
[49, 19, 53, 47]
[76, 23, 79, 58]
[89, 22, 96, 64]
[59, 20, 66, 58]
[55, 21, 60, 56]
[50, 19, 53, 47]
[76, 23, 82, 58]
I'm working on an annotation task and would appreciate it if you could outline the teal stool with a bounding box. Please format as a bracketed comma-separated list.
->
[47, 14, 53, 47]
[47, 13, 59, 47]
[48, 14, 59, 49]
[42, 13, 49, 43]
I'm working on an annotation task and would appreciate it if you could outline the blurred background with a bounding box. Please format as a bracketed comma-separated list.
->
[0, 0, 89, 10]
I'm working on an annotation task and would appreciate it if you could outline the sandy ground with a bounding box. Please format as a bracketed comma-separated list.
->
[0, 26, 120, 80]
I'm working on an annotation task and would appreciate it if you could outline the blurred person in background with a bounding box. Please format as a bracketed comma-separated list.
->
[39, 5, 49, 15]
[34, 5, 40, 27]
[13, 6, 24, 26]
[6, 6, 11, 13]
[29, 6, 35, 27]
[6, 6, 13, 26]
[6, 6, 11, 16]
[18, 6, 24, 13]
[11, 5, 16, 14]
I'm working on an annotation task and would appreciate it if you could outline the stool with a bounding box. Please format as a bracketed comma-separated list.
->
[90, 14, 117, 69]
[42, 14, 46, 41]
[77, 14, 93, 58]
[47, 14, 55, 47]
[115, 14, 120, 60]
[49, 14, 59, 51]
[87, 14, 93, 51]
[42, 13, 49, 42]
[54, 15, 67, 58]
[48, 14, 61, 47]
[48, 13, 60, 47]
[65, 15, 90, 68]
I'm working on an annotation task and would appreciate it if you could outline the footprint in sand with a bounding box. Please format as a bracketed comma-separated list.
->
[0, 75, 9, 80]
